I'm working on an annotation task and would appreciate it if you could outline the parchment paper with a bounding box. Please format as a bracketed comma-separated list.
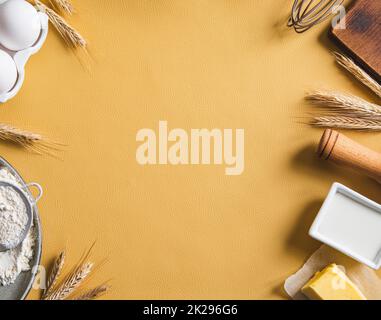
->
[284, 245, 381, 300]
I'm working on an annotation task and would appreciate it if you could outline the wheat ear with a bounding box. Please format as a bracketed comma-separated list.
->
[42, 251, 66, 299]
[73, 284, 110, 300]
[0, 123, 60, 155]
[44, 244, 96, 300]
[35, 0, 86, 48]
[334, 52, 381, 99]
[310, 116, 381, 130]
[50, 0, 74, 15]
[44, 262, 93, 300]
[306, 90, 381, 119]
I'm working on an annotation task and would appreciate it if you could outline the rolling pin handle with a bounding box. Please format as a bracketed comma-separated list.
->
[317, 129, 381, 182]
[317, 129, 338, 160]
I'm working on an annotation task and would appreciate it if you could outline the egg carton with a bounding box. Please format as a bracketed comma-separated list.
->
[0, 11, 48, 103]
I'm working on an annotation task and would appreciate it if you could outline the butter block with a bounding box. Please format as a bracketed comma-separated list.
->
[301, 264, 366, 300]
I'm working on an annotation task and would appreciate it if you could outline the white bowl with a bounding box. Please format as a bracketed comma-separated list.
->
[0, 11, 48, 103]
[310, 182, 381, 269]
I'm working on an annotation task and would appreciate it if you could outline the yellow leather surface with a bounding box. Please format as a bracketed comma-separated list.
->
[2, 0, 378, 299]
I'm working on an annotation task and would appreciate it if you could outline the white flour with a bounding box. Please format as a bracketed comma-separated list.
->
[0, 167, 35, 286]
[0, 186, 28, 249]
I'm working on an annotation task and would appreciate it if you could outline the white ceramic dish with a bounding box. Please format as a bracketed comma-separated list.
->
[310, 182, 381, 269]
[0, 10, 48, 103]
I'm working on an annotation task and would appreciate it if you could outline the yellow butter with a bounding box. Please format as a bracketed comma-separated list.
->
[301, 264, 366, 300]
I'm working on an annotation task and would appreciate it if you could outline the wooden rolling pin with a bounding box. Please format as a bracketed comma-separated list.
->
[317, 129, 381, 182]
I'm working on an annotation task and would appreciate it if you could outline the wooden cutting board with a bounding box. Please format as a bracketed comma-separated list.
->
[331, 0, 381, 83]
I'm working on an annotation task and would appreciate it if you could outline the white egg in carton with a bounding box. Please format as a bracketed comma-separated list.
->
[0, 0, 48, 103]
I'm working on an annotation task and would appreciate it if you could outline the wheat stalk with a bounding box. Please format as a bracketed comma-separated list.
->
[42, 243, 109, 300]
[35, 0, 86, 48]
[44, 244, 98, 300]
[306, 90, 381, 119]
[0, 123, 60, 155]
[73, 284, 110, 300]
[44, 261, 93, 300]
[42, 251, 66, 299]
[311, 116, 381, 130]
[50, 0, 74, 15]
[334, 52, 381, 99]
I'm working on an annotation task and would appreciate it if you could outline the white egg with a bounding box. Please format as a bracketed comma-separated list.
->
[0, 49, 17, 94]
[0, 0, 41, 51]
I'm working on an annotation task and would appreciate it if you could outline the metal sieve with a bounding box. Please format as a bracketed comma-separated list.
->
[0, 181, 42, 252]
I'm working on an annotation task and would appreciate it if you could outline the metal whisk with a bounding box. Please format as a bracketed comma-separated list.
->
[288, 0, 344, 33]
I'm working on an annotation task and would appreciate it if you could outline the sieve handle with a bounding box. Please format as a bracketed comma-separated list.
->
[25, 182, 43, 203]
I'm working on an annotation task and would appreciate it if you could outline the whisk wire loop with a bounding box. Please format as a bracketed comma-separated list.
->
[288, 0, 344, 33]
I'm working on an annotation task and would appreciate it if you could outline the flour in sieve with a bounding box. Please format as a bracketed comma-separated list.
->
[0, 186, 28, 249]
[0, 167, 36, 286]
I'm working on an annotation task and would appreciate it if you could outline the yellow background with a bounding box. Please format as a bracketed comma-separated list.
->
[1, 0, 378, 299]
